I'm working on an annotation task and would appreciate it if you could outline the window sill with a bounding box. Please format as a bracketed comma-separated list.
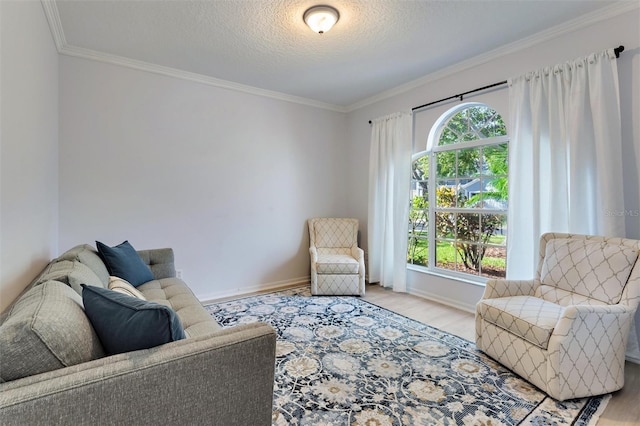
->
[406, 264, 487, 288]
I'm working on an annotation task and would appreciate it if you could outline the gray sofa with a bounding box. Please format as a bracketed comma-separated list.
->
[0, 244, 276, 425]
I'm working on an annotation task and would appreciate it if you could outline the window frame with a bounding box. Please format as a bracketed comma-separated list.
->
[409, 102, 508, 284]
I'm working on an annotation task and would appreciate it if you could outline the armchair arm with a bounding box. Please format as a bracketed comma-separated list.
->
[547, 304, 636, 400]
[482, 279, 538, 300]
[309, 246, 318, 263]
[351, 246, 365, 279]
[0, 323, 276, 426]
[552, 304, 635, 337]
[351, 246, 364, 261]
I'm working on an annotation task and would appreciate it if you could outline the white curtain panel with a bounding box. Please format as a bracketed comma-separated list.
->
[507, 48, 625, 278]
[368, 110, 413, 291]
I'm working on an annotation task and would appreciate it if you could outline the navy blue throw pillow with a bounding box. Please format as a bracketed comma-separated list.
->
[96, 240, 154, 287]
[81, 285, 186, 355]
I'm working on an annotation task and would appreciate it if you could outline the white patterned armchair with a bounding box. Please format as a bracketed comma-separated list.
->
[308, 218, 365, 296]
[476, 233, 640, 401]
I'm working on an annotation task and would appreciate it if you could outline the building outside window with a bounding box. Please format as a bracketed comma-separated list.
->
[408, 103, 508, 281]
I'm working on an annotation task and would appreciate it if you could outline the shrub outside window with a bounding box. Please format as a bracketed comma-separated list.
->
[408, 103, 508, 280]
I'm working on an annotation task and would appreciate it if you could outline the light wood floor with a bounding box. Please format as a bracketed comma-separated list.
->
[362, 284, 640, 426]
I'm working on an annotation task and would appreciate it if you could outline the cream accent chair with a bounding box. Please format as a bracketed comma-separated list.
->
[308, 218, 365, 296]
[476, 233, 640, 401]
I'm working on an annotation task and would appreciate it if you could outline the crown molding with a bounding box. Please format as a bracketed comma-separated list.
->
[344, 1, 639, 112]
[39, 1, 347, 113]
[40, 0, 65, 51]
[58, 44, 348, 113]
[41, 0, 636, 115]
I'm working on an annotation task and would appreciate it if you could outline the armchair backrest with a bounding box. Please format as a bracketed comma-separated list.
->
[308, 218, 359, 249]
[535, 233, 640, 307]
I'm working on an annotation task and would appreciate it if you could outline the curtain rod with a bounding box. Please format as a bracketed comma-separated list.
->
[368, 45, 624, 124]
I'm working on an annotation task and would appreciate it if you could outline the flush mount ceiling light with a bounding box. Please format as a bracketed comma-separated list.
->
[303, 5, 339, 34]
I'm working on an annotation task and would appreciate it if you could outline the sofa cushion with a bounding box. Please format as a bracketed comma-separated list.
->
[108, 276, 146, 300]
[96, 240, 154, 287]
[138, 278, 222, 337]
[0, 281, 105, 382]
[540, 238, 638, 304]
[35, 260, 105, 295]
[478, 295, 564, 349]
[82, 285, 186, 355]
[57, 244, 110, 287]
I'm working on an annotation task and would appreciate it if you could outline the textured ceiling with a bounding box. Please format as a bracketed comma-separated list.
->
[51, 0, 623, 108]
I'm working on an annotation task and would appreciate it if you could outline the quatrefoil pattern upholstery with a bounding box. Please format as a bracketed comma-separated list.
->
[308, 218, 365, 296]
[476, 233, 640, 401]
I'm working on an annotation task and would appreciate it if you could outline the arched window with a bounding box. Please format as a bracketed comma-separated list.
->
[408, 103, 508, 280]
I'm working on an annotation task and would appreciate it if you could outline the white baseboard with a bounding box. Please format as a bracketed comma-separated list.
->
[198, 276, 309, 304]
[407, 287, 477, 314]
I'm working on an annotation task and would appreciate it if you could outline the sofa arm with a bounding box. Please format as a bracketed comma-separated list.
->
[481, 279, 538, 300]
[0, 323, 276, 426]
[137, 248, 176, 279]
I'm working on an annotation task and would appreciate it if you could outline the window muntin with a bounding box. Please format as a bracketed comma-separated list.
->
[408, 104, 508, 280]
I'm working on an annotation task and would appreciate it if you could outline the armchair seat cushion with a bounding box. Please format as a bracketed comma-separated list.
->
[478, 296, 564, 349]
[316, 254, 360, 274]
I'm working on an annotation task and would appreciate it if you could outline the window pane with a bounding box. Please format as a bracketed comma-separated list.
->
[438, 106, 507, 147]
[487, 214, 507, 245]
[410, 182, 428, 204]
[457, 147, 480, 178]
[435, 212, 454, 240]
[436, 151, 456, 178]
[456, 243, 479, 276]
[412, 156, 429, 180]
[436, 184, 456, 208]
[483, 144, 508, 176]
[456, 213, 481, 274]
[480, 246, 506, 279]
[407, 235, 428, 266]
[409, 205, 428, 235]
[435, 239, 455, 271]
[483, 178, 508, 208]
[477, 109, 507, 138]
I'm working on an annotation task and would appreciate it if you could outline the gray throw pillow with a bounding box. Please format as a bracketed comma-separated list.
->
[0, 281, 105, 382]
[82, 285, 185, 355]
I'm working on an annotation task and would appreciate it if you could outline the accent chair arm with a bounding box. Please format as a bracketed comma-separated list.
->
[482, 279, 538, 300]
[546, 304, 636, 400]
[350, 246, 364, 261]
[351, 246, 365, 279]
[552, 304, 635, 337]
[309, 246, 318, 263]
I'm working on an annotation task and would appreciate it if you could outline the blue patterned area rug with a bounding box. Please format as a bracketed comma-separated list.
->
[205, 287, 610, 426]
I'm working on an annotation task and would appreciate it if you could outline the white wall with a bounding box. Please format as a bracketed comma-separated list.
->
[346, 9, 640, 357]
[0, 1, 59, 312]
[59, 56, 348, 301]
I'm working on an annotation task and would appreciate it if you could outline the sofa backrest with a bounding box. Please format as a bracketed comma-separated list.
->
[57, 244, 110, 287]
[535, 233, 640, 306]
